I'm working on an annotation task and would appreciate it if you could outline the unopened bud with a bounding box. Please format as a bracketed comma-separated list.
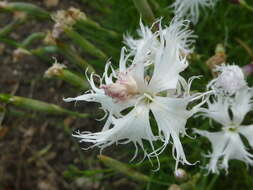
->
[174, 168, 188, 182]
[206, 44, 227, 73]
[212, 65, 247, 95]
[168, 184, 181, 190]
[44, 62, 66, 78]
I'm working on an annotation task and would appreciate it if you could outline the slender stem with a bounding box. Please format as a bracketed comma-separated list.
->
[0, 18, 25, 37]
[0, 2, 51, 20]
[56, 42, 96, 73]
[22, 32, 45, 48]
[64, 28, 107, 60]
[0, 94, 89, 118]
[132, 0, 155, 24]
[59, 69, 89, 91]
[239, 0, 253, 11]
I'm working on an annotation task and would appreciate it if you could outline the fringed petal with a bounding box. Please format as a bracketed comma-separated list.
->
[231, 88, 253, 125]
[73, 104, 157, 159]
[195, 129, 253, 174]
[171, 0, 218, 24]
[150, 96, 193, 169]
[201, 95, 231, 126]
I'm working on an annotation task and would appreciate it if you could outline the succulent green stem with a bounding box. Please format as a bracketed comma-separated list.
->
[22, 32, 46, 48]
[0, 94, 89, 118]
[239, 0, 253, 11]
[98, 155, 150, 182]
[0, 2, 51, 20]
[47, 68, 89, 91]
[75, 18, 120, 40]
[147, 0, 160, 12]
[60, 70, 89, 91]
[79, 0, 111, 14]
[0, 18, 26, 37]
[56, 42, 96, 73]
[64, 28, 107, 60]
[0, 37, 20, 48]
[132, 0, 155, 24]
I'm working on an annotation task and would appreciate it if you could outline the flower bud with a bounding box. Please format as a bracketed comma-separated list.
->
[44, 62, 66, 78]
[206, 44, 227, 73]
[214, 65, 247, 95]
[168, 184, 181, 190]
[174, 168, 188, 182]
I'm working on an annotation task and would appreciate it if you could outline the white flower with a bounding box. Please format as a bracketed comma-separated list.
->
[171, 0, 217, 24]
[195, 88, 253, 174]
[64, 19, 202, 169]
[208, 64, 247, 96]
[123, 18, 196, 66]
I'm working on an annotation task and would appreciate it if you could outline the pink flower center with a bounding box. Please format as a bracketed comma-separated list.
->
[101, 75, 138, 101]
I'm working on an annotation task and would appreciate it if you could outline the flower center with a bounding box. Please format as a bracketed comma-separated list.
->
[101, 74, 138, 101]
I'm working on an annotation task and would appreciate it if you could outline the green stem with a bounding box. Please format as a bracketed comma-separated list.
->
[0, 37, 20, 48]
[0, 94, 88, 118]
[147, 0, 160, 12]
[22, 32, 46, 48]
[79, 0, 111, 14]
[30, 46, 59, 62]
[75, 18, 120, 40]
[0, 18, 25, 37]
[132, 0, 155, 24]
[58, 69, 89, 91]
[64, 28, 107, 60]
[74, 24, 119, 59]
[57, 42, 96, 73]
[239, 0, 253, 11]
[206, 175, 218, 190]
[0, 2, 51, 20]
[98, 155, 150, 182]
